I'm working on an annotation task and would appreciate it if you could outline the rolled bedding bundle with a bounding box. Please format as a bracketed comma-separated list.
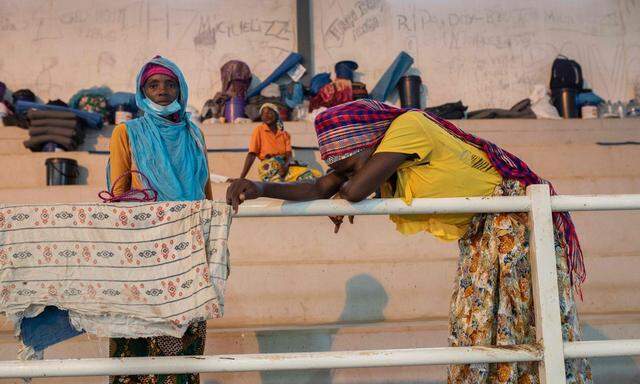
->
[29, 118, 78, 128]
[23, 109, 86, 151]
[28, 126, 85, 142]
[23, 134, 77, 151]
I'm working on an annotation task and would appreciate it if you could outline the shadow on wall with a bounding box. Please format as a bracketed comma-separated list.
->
[580, 323, 640, 383]
[254, 274, 388, 384]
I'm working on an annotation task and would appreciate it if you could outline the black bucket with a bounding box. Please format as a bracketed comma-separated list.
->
[398, 75, 422, 109]
[551, 88, 578, 118]
[45, 158, 79, 186]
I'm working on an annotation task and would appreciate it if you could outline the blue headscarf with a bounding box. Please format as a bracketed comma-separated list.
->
[125, 56, 209, 201]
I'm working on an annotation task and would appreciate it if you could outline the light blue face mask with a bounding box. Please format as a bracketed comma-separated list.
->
[142, 98, 181, 116]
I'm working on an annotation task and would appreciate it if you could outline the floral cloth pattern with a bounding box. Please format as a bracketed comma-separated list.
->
[448, 180, 592, 384]
[77, 94, 109, 122]
[0, 200, 231, 342]
[109, 320, 206, 384]
[258, 156, 319, 183]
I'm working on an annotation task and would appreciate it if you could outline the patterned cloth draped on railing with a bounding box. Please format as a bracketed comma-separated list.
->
[0, 200, 231, 357]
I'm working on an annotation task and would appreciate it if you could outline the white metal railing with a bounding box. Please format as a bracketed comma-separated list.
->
[1, 185, 639, 382]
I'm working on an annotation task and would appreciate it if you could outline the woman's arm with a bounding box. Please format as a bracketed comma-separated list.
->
[338, 152, 410, 202]
[204, 177, 213, 199]
[226, 172, 346, 212]
[239, 152, 257, 179]
[109, 124, 132, 195]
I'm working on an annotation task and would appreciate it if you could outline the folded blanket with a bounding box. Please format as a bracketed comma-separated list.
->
[23, 134, 76, 151]
[29, 118, 79, 129]
[16, 101, 102, 129]
[28, 126, 82, 140]
[26, 110, 79, 121]
[0, 200, 231, 358]
[2, 115, 29, 129]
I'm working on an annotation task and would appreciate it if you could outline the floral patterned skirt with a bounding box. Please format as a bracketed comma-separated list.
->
[109, 321, 206, 384]
[448, 179, 592, 384]
[258, 156, 319, 182]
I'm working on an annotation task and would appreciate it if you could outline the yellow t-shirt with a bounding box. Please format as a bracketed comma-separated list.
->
[374, 111, 502, 241]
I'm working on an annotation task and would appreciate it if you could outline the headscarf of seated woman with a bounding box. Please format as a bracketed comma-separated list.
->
[124, 56, 209, 201]
[259, 102, 284, 131]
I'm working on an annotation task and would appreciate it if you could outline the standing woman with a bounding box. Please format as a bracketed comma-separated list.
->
[108, 56, 212, 384]
[227, 100, 592, 384]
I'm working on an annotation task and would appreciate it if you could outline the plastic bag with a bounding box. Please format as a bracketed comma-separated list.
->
[529, 84, 561, 119]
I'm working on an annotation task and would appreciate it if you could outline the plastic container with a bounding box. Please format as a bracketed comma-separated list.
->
[115, 105, 133, 124]
[45, 158, 79, 186]
[627, 99, 640, 117]
[581, 105, 598, 119]
[551, 88, 578, 118]
[398, 75, 422, 109]
[613, 101, 626, 119]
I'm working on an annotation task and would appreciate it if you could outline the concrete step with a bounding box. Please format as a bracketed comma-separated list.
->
[0, 152, 277, 189]
[0, 142, 638, 189]
[0, 313, 638, 384]
[2, 119, 639, 154]
[0, 121, 320, 155]
[0, 172, 640, 203]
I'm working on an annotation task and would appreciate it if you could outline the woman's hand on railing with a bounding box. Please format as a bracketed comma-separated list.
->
[329, 193, 355, 233]
[226, 179, 263, 213]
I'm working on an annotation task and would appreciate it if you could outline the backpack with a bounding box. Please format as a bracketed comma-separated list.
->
[550, 55, 583, 90]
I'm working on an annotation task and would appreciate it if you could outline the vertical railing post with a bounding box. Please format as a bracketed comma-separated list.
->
[527, 184, 566, 383]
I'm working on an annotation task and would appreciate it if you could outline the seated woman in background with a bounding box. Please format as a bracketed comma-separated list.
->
[108, 55, 211, 384]
[239, 103, 319, 182]
[227, 99, 592, 384]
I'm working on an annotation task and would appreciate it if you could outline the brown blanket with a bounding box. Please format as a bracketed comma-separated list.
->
[26, 110, 77, 121]
[29, 118, 79, 128]
[23, 135, 76, 151]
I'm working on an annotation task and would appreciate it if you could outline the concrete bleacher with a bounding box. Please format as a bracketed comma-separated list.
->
[0, 118, 639, 383]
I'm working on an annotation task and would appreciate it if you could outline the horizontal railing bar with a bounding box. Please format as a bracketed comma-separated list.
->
[235, 196, 532, 217]
[0, 345, 541, 378]
[234, 193, 640, 217]
[551, 195, 640, 211]
[564, 339, 640, 358]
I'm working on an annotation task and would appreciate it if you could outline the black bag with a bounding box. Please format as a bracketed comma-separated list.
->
[424, 101, 468, 120]
[549, 55, 583, 90]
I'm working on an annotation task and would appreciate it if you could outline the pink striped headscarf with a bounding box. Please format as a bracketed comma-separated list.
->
[141, 62, 178, 86]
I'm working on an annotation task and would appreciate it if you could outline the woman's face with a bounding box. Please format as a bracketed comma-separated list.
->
[329, 148, 374, 178]
[261, 108, 277, 125]
[143, 74, 179, 106]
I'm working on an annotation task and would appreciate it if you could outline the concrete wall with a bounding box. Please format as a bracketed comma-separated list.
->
[0, 118, 639, 383]
[0, 0, 297, 109]
[2, 1, 640, 111]
[313, 0, 640, 109]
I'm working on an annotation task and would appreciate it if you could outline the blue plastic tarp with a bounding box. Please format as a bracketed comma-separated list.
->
[246, 53, 303, 99]
[369, 51, 414, 102]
